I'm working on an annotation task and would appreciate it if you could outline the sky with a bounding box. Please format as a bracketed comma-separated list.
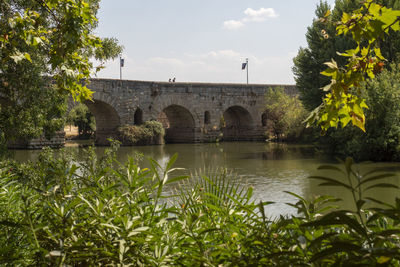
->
[94, 0, 336, 85]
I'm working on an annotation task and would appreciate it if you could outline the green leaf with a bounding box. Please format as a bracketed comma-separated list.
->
[378, 229, 400, 237]
[303, 211, 367, 237]
[165, 175, 189, 185]
[344, 157, 354, 175]
[309, 176, 352, 190]
[324, 59, 338, 70]
[321, 67, 337, 77]
[284, 191, 306, 203]
[24, 53, 32, 62]
[10, 52, 25, 63]
[128, 227, 150, 237]
[310, 242, 362, 262]
[317, 165, 344, 173]
[309, 233, 337, 248]
[364, 197, 393, 208]
[166, 153, 178, 172]
[341, 115, 351, 127]
[359, 173, 396, 186]
[377, 256, 392, 264]
[48, 250, 63, 257]
[324, 10, 331, 18]
[368, 20, 385, 38]
[365, 183, 399, 191]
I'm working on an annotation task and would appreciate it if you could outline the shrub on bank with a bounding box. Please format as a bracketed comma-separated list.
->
[117, 121, 165, 145]
[264, 87, 308, 142]
[1, 147, 400, 265]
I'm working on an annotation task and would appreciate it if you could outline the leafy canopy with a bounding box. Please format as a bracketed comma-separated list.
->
[0, 0, 122, 144]
[1, 0, 103, 101]
[307, 0, 400, 132]
[317, 63, 400, 161]
[293, 1, 359, 111]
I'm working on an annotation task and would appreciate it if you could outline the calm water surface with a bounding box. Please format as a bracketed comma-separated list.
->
[10, 142, 400, 216]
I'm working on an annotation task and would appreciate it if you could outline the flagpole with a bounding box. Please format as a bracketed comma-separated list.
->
[119, 55, 122, 80]
[246, 58, 249, 84]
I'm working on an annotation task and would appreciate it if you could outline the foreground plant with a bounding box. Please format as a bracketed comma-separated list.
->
[303, 158, 400, 265]
[0, 146, 181, 265]
[1, 147, 400, 265]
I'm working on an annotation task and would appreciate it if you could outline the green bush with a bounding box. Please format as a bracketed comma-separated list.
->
[264, 87, 308, 142]
[117, 121, 165, 145]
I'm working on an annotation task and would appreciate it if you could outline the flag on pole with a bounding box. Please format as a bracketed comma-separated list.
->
[120, 58, 125, 67]
[242, 62, 247, 70]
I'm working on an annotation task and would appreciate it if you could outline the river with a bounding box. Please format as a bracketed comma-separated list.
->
[9, 141, 400, 217]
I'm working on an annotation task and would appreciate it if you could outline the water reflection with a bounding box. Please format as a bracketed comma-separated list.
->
[9, 142, 400, 217]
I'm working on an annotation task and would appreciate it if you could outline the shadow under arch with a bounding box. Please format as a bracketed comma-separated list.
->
[222, 105, 254, 141]
[85, 99, 121, 145]
[158, 104, 195, 143]
[134, 107, 143, 125]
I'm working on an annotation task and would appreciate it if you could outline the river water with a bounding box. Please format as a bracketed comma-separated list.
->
[9, 141, 400, 217]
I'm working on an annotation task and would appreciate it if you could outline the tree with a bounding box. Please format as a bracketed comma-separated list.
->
[305, 0, 400, 132]
[0, 0, 122, 145]
[293, 0, 361, 111]
[294, 0, 400, 131]
[322, 64, 400, 161]
[264, 87, 307, 141]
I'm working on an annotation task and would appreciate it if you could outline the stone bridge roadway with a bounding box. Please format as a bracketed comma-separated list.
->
[82, 79, 296, 145]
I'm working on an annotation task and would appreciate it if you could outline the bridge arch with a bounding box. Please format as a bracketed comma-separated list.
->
[85, 99, 121, 145]
[222, 105, 254, 141]
[158, 104, 196, 143]
[134, 107, 143, 125]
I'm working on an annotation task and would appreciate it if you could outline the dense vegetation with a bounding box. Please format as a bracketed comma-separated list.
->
[2, 0, 400, 265]
[292, 0, 400, 161]
[1, 147, 400, 265]
[293, 0, 400, 118]
[0, 0, 122, 147]
[67, 103, 96, 139]
[117, 121, 165, 145]
[321, 64, 400, 161]
[263, 87, 308, 142]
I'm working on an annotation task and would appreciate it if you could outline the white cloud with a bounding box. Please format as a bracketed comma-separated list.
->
[223, 7, 278, 30]
[222, 20, 244, 30]
[95, 50, 296, 84]
[207, 50, 241, 59]
[243, 8, 278, 22]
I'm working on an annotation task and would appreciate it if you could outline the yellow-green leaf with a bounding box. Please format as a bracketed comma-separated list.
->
[377, 256, 391, 264]
[24, 53, 32, 62]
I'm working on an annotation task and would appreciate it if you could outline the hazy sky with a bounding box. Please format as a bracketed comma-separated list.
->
[94, 0, 336, 84]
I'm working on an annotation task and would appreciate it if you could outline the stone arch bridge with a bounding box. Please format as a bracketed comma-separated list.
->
[81, 79, 296, 145]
